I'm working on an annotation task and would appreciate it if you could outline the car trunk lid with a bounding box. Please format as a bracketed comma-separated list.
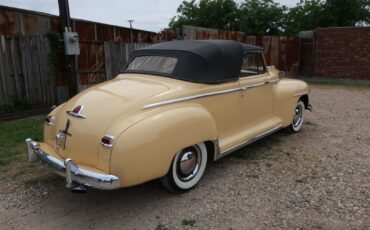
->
[53, 78, 169, 167]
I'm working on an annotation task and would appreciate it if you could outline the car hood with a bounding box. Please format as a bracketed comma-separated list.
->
[50, 77, 169, 167]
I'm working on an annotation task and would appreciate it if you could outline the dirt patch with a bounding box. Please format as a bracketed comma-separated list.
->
[0, 85, 369, 229]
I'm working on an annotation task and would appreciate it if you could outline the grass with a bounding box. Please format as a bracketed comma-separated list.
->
[0, 115, 59, 192]
[0, 115, 44, 167]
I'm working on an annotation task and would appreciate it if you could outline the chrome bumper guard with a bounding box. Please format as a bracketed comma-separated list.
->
[307, 104, 313, 111]
[25, 138, 121, 190]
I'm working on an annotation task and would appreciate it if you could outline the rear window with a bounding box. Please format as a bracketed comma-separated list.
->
[126, 56, 178, 75]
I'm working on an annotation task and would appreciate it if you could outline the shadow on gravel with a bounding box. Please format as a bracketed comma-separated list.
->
[230, 130, 286, 161]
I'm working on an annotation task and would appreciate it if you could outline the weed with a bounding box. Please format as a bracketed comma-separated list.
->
[155, 224, 168, 230]
[245, 174, 259, 179]
[281, 150, 295, 157]
[305, 121, 318, 126]
[182, 219, 196, 227]
[295, 176, 309, 183]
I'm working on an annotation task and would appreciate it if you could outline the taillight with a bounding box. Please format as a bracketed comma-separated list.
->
[101, 135, 114, 148]
[45, 115, 55, 125]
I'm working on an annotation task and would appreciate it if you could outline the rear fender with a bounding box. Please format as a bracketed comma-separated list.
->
[110, 105, 217, 187]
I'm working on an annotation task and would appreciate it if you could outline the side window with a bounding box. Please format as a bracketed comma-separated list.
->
[240, 52, 266, 77]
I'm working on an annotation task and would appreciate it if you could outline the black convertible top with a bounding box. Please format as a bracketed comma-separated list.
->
[123, 40, 263, 84]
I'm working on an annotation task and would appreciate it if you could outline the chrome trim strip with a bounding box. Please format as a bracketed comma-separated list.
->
[215, 125, 283, 160]
[268, 79, 280, 84]
[25, 138, 121, 190]
[143, 80, 275, 110]
[143, 87, 241, 109]
[212, 138, 221, 160]
[240, 82, 266, 91]
[67, 111, 86, 118]
[294, 90, 311, 97]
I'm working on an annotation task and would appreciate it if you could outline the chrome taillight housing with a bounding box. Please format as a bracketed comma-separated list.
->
[45, 115, 55, 125]
[101, 135, 114, 148]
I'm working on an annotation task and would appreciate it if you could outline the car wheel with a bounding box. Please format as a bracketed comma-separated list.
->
[161, 142, 208, 193]
[285, 101, 305, 133]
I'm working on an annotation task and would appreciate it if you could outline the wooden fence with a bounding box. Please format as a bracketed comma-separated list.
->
[0, 35, 54, 112]
[104, 42, 150, 80]
[0, 36, 151, 113]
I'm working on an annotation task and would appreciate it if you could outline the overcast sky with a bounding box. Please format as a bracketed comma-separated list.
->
[0, 0, 300, 32]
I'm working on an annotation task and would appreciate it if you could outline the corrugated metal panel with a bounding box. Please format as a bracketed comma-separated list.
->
[22, 12, 50, 35]
[96, 24, 114, 41]
[75, 21, 95, 40]
[78, 42, 97, 70]
[0, 8, 21, 35]
[278, 36, 287, 70]
[286, 37, 300, 75]
[246, 36, 256, 45]
[114, 27, 131, 42]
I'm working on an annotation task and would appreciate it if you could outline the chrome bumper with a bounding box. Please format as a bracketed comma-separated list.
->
[25, 138, 121, 190]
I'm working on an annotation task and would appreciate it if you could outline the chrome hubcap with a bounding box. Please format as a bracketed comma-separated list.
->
[177, 146, 201, 182]
[293, 104, 303, 128]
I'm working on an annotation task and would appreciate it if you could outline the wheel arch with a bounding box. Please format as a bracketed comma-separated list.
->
[273, 79, 310, 127]
[299, 94, 309, 109]
[110, 105, 218, 188]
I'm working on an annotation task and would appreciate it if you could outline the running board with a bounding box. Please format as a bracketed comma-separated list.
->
[215, 125, 283, 160]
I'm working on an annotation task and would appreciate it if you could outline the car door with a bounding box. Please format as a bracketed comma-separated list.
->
[238, 52, 279, 139]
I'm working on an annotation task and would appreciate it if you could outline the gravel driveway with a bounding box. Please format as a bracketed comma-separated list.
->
[0, 85, 369, 230]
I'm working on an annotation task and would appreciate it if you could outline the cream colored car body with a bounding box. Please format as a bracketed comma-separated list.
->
[39, 67, 309, 188]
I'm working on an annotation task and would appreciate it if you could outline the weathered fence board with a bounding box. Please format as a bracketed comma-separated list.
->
[0, 35, 54, 112]
[104, 42, 150, 80]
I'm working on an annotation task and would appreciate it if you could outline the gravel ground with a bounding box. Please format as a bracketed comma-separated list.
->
[0, 85, 369, 230]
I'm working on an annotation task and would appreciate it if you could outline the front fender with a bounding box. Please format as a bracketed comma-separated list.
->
[110, 105, 218, 188]
[274, 79, 310, 126]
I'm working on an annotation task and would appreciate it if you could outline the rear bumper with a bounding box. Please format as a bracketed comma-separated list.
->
[25, 138, 121, 190]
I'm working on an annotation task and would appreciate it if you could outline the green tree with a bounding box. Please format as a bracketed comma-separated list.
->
[169, 0, 240, 31]
[239, 0, 287, 35]
[169, 0, 199, 30]
[322, 0, 370, 27]
[169, 0, 370, 36]
[283, 0, 325, 35]
[284, 0, 370, 35]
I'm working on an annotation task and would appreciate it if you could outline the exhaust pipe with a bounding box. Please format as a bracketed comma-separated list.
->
[71, 184, 87, 193]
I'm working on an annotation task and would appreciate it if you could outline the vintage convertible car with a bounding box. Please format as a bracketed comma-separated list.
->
[26, 40, 311, 193]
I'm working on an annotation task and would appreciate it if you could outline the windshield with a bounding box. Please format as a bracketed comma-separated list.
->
[126, 56, 178, 75]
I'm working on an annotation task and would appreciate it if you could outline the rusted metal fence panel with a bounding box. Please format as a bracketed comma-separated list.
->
[299, 38, 314, 77]
[0, 35, 54, 112]
[182, 26, 300, 74]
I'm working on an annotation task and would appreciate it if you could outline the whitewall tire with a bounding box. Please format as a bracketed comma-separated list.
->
[285, 101, 305, 133]
[161, 142, 208, 193]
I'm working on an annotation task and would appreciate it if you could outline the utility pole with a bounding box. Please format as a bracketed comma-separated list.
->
[128, 20, 134, 43]
[128, 20, 134, 28]
[58, 0, 79, 98]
